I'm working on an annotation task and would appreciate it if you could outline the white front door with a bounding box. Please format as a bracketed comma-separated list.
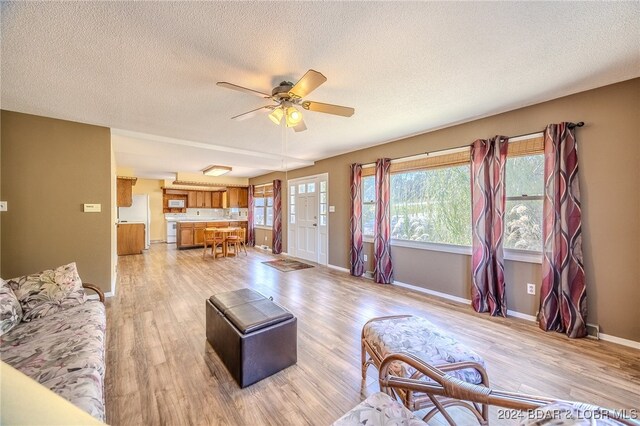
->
[288, 175, 328, 265]
[295, 182, 318, 262]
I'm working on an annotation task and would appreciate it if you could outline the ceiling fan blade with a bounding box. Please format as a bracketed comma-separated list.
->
[289, 70, 327, 99]
[293, 119, 307, 132]
[231, 106, 272, 121]
[217, 82, 272, 99]
[302, 101, 355, 117]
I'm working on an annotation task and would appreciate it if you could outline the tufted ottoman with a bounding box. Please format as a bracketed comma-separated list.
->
[361, 315, 489, 422]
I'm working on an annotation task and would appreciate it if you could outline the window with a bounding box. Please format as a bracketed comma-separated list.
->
[254, 185, 274, 227]
[289, 185, 296, 224]
[362, 175, 376, 236]
[504, 154, 544, 251]
[390, 165, 471, 246]
[319, 180, 327, 226]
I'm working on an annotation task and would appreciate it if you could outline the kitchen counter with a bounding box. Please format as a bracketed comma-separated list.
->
[176, 220, 248, 249]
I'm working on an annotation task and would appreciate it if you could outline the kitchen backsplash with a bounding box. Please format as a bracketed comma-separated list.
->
[165, 208, 248, 221]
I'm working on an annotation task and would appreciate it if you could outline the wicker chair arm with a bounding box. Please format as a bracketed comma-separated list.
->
[82, 283, 105, 303]
[379, 352, 558, 410]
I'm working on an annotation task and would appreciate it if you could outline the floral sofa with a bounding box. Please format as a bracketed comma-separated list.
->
[1, 262, 106, 422]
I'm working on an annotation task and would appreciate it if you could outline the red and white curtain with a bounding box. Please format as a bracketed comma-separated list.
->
[350, 164, 365, 276]
[272, 179, 282, 254]
[247, 185, 255, 247]
[373, 158, 393, 284]
[470, 136, 509, 317]
[539, 123, 587, 338]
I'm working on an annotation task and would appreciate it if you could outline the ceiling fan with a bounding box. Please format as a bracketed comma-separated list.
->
[217, 69, 355, 132]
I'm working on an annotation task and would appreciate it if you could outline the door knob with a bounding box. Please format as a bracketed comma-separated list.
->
[313, 223, 317, 226]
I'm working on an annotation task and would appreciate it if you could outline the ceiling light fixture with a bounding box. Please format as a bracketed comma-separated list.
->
[268, 107, 284, 125]
[285, 106, 302, 127]
[203, 165, 232, 176]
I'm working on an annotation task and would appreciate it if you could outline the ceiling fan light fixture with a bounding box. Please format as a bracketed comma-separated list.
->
[268, 107, 284, 125]
[285, 106, 303, 127]
[203, 165, 232, 177]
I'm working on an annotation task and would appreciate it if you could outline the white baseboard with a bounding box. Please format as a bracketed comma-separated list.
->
[87, 292, 113, 300]
[506, 310, 538, 322]
[327, 264, 350, 273]
[599, 333, 640, 350]
[393, 280, 471, 305]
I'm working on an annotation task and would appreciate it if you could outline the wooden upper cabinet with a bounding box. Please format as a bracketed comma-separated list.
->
[227, 187, 249, 208]
[211, 191, 223, 208]
[187, 191, 198, 208]
[117, 178, 133, 207]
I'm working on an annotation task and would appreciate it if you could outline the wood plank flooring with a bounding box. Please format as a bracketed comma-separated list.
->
[105, 244, 640, 425]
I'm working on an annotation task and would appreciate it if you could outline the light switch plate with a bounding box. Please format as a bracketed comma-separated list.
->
[0, 201, 7, 211]
[329, 205, 336, 213]
[83, 203, 101, 213]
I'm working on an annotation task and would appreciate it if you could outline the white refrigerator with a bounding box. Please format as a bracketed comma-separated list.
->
[118, 194, 151, 249]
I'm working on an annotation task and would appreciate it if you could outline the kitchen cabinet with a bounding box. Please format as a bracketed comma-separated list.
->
[227, 187, 248, 208]
[176, 221, 245, 248]
[211, 191, 223, 208]
[117, 178, 133, 207]
[187, 191, 213, 208]
[178, 223, 195, 248]
[117, 223, 145, 255]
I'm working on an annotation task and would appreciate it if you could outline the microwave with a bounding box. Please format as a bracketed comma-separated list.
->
[168, 199, 185, 208]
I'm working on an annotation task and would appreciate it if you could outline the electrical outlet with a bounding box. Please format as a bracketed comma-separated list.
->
[527, 283, 536, 295]
[363, 254, 368, 261]
[0, 201, 7, 212]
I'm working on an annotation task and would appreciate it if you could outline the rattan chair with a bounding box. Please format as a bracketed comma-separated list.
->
[377, 352, 637, 426]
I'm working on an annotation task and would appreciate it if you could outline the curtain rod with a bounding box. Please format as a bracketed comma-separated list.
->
[362, 122, 585, 165]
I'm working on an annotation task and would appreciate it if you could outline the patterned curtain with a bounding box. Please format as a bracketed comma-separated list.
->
[539, 123, 587, 338]
[350, 164, 365, 276]
[470, 136, 509, 317]
[247, 185, 255, 247]
[373, 158, 393, 284]
[271, 179, 282, 254]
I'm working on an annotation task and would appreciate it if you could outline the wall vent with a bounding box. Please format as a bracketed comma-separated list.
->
[586, 323, 600, 340]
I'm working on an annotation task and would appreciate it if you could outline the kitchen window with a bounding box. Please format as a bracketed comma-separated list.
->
[254, 184, 274, 227]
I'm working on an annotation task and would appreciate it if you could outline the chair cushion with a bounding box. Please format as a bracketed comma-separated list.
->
[0, 279, 23, 336]
[363, 315, 486, 385]
[333, 392, 426, 426]
[6, 262, 86, 321]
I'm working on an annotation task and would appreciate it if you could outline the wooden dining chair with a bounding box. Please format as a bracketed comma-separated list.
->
[203, 229, 225, 259]
[225, 228, 246, 257]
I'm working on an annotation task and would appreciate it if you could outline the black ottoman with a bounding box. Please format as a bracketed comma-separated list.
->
[205, 288, 297, 388]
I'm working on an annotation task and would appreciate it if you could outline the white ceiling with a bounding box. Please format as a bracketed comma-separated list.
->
[2, 2, 639, 178]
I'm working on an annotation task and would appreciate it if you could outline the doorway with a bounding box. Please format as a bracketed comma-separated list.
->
[287, 174, 328, 265]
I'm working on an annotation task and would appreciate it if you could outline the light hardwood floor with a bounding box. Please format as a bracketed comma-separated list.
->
[106, 244, 640, 425]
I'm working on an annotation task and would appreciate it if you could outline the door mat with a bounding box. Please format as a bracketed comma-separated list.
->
[262, 259, 314, 272]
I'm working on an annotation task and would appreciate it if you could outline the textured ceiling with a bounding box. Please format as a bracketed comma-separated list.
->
[2, 2, 639, 178]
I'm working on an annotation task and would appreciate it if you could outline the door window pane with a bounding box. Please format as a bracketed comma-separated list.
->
[307, 182, 316, 192]
[320, 181, 327, 192]
[320, 215, 327, 226]
[298, 184, 306, 194]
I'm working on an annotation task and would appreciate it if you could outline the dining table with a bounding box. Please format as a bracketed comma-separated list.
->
[206, 227, 240, 258]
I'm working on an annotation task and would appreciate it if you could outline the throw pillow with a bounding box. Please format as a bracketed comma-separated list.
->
[7, 262, 87, 322]
[0, 279, 24, 336]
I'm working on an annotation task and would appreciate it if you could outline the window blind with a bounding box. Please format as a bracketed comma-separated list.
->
[507, 136, 544, 157]
[254, 184, 274, 197]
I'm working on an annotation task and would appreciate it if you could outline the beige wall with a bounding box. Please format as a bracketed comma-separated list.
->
[1, 111, 113, 293]
[254, 227, 273, 248]
[251, 78, 640, 341]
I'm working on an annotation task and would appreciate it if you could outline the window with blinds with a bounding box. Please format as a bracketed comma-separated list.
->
[254, 184, 274, 227]
[504, 135, 544, 252]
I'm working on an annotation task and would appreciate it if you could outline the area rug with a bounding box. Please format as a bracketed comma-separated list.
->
[262, 259, 314, 272]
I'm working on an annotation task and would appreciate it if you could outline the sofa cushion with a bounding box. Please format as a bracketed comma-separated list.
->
[40, 366, 105, 422]
[333, 392, 426, 426]
[0, 301, 106, 383]
[7, 262, 86, 322]
[0, 279, 23, 336]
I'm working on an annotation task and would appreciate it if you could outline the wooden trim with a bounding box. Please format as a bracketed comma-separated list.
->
[82, 283, 105, 303]
[116, 176, 137, 185]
